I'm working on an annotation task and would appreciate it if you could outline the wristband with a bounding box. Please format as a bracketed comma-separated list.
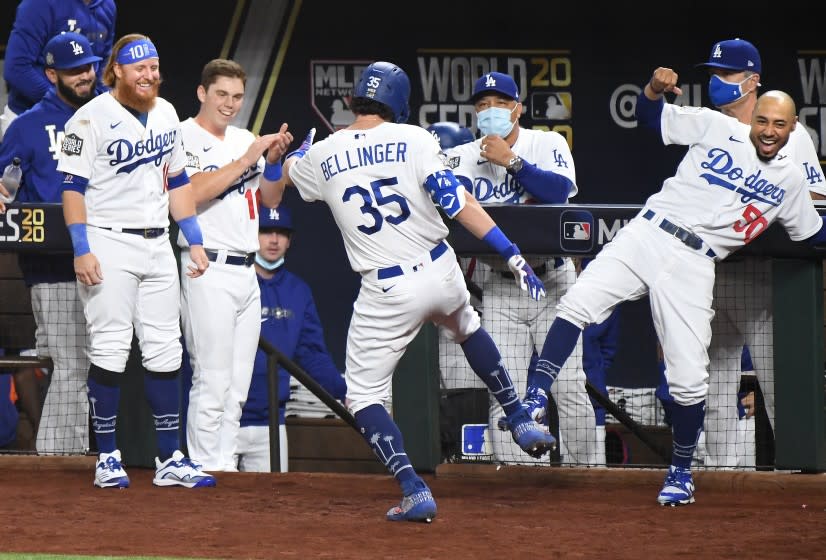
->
[177, 215, 204, 246]
[263, 161, 282, 181]
[67, 223, 91, 257]
[482, 226, 519, 260]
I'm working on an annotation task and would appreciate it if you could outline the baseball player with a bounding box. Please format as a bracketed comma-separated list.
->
[57, 33, 215, 489]
[179, 58, 293, 472]
[236, 204, 347, 472]
[690, 39, 826, 468]
[272, 61, 555, 522]
[530, 75, 826, 506]
[0, 32, 101, 454]
[443, 71, 599, 466]
[1, 0, 116, 138]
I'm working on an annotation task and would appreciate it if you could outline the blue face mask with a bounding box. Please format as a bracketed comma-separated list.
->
[708, 74, 752, 108]
[476, 105, 517, 137]
[255, 254, 284, 271]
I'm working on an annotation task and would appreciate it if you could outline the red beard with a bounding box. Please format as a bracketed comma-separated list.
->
[114, 79, 159, 113]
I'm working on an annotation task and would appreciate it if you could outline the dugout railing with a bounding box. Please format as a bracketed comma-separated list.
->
[1, 203, 825, 472]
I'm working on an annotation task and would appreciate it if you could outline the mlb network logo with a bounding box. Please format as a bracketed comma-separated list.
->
[560, 210, 594, 253]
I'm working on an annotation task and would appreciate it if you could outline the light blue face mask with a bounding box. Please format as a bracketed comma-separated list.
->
[476, 105, 517, 137]
[708, 74, 752, 108]
[255, 254, 284, 271]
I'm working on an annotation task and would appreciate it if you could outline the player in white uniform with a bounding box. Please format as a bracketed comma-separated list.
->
[690, 39, 826, 468]
[528, 72, 825, 506]
[179, 59, 292, 471]
[272, 61, 555, 523]
[57, 33, 216, 489]
[445, 72, 598, 466]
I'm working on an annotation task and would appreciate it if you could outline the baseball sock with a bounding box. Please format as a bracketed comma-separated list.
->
[87, 363, 121, 454]
[354, 404, 420, 490]
[461, 328, 521, 416]
[536, 318, 582, 393]
[144, 369, 181, 461]
[669, 401, 705, 469]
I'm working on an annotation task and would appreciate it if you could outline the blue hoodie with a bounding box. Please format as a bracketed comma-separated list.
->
[3, 0, 116, 114]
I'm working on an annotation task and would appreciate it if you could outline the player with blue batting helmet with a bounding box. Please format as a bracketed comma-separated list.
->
[353, 61, 410, 123]
[426, 122, 475, 150]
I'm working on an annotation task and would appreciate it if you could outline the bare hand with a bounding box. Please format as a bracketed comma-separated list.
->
[479, 134, 513, 167]
[186, 245, 210, 278]
[75, 253, 103, 285]
[266, 123, 294, 163]
[648, 67, 683, 97]
[0, 181, 9, 199]
[740, 391, 756, 419]
[241, 133, 283, 168]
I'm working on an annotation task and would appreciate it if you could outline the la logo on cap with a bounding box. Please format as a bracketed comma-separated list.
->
[712, 44, 723, 59]
[269, 208, 280, 220]
[484, 74, 496, 88]
[70, 40, 84, 56]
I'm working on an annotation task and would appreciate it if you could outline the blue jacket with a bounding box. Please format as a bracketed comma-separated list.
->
[0, 88, 78, 285]
[4, 0, 115, 114]
[241, 268, 346, 427]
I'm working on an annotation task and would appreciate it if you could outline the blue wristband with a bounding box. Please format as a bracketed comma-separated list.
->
[67, 223, 90, 257]
[482, 226, 519, 260]
[177, 215, 203, 246]
[263, 161, 282, 181]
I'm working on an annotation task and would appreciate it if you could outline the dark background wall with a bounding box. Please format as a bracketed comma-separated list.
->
[3, 0, 824, 385]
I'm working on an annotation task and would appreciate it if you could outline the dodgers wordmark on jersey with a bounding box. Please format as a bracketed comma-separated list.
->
[178, 118, 263, 252]
[288, 122, 457, 272]
[57, 92, 187, 228]
[445, 127, 578, 204]
[645, 104, 821, 258]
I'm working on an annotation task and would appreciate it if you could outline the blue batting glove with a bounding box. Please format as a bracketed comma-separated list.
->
[286, 127, 316, 160]
[507, 254, 546, 301]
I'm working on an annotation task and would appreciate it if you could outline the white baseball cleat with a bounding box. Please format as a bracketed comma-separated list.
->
[153, 450, 217, 488]
[94, 449, 130, 489]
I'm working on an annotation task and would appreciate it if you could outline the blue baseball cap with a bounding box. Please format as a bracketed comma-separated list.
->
[44, 32, 102, 70]
[696, 38, 761, 74]
[471, 72, 519, 102]
[259, 205, 293, 231]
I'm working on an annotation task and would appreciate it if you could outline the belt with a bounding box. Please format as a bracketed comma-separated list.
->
[100, 227, 166, 238]
[377, 240, 449, 280]
[205, 250, 255, 267]
[500, 258, 563, 279]
[643, 210, 716, 258]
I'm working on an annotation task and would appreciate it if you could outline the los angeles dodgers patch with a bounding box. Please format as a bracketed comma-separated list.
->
[61, 133, 84, 156]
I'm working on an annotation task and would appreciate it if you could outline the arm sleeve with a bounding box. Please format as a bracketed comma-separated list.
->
[513, 163, 573, 203]
[635, 91, 665, 135]
[294, 293, 346, 401]
[3, 0, 53, 106]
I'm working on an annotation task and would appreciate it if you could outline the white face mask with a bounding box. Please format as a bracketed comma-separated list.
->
[255, 254, 284, 271]
[476, 104, 517, 137]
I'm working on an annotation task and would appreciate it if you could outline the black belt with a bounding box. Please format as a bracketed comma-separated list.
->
[500, 258, 563, 279]
[377, 240, 449, 280]
[100, 227, 166, 238]
[205, 250, 255, 267]
[643, 210, 716, 258]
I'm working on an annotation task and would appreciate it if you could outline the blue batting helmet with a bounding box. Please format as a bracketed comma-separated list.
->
[353, 61, 410, 123]
[259, 205, 293, 231]
[427, 122, 475, 149]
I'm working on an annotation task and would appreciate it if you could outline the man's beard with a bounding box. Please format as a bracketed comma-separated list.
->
[57, 77, 96, 109]
[114, 79, 159, 113]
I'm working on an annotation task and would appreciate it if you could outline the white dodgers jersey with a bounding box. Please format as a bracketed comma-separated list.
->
[645, 104, 822, 259]
[784, 124, 826, 198]
[57, 93, 187, 228]
[288, 122, 455, 273]
[444, 127, 578, 204]
[178, 118, 263, 252]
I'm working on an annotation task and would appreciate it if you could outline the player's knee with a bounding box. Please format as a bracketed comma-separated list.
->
[88, 363, 123, 386]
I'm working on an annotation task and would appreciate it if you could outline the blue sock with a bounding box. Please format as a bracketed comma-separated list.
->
[536, 318, 582, 393]
[669, 401, 705, 469]
[354, 404, 419, 491]
[144, 370, 181, 461]
[87, 364, 121, 454]
[460, 328, 520, 417]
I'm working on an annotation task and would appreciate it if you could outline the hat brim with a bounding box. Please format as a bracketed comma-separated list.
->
[50, 55, 103, 70]
[695, 61, 755, 72]
[470, 89, 517, 103]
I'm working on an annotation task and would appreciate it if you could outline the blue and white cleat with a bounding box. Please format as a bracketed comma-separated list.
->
[657, 465, 695, 506]
[153, 450, 217, 488]
[501, 408, 557, 458]
[386, 479, 437, 523]
[94, 449, 129, 488]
